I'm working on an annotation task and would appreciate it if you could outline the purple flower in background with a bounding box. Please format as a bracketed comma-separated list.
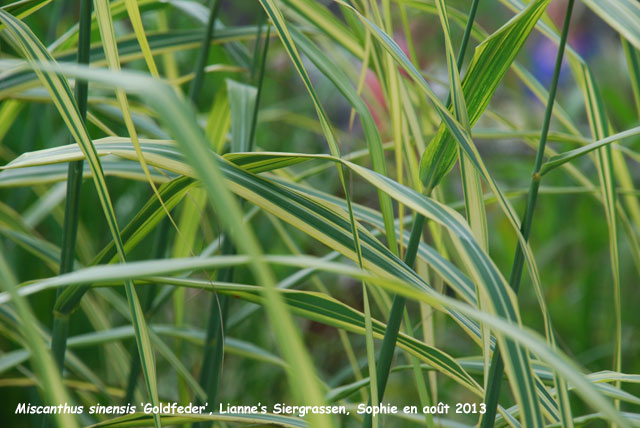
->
[531, 31, 599, 87]
[529, 1, 600, 93]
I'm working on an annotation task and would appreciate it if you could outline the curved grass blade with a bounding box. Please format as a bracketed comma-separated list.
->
[1, 143, 479, 311]
[481, 2, 576, 427]
[418, 0, 551, 191]
[122, 0, 160, 77]
[433, 0, 491, 398]
[0, 259, 480, 397]
[333, 6, 557, 359]
[3, 252, 631, 428]
[0, 140, 506, 346]
[35, 62, 338, 428]
[259, 0, 398, 256]
[49, 0, 92, 398]
[0, 255, 78, 428]
[149, 278, 481, 397]
[572, 61, 623, 415]
[0, 13, 162, 427]
[93, 0, 175, 229]
[282, 0, 363, 58]
[540, 126, 640, 176]
[0, 26, 261, 98]
[581, 0, 640, 50]
[89, 412, 308, 428]
[11, 139, 487, 341]
[253, 9, 391, 421]
[0, 0, 50, 29]
[227, 79, 257, 153]
[3, 126, 543, 428]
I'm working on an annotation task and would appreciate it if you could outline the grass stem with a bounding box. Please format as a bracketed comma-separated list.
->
[248, 24, 271, 152]
[362, 3, 481, 426]
[480, 2, 575, 427]
[192, 8, 270, 428]
[361, 214, 424, 428]
[194, 239, 233, 428]
[46, 2, 92, 427]
[121, 0, 223, 405]
[50, 0, 92, 375]
[188, 0, 221, 104]
[123, 218, 170, 404]
[455, 0, 480, 72]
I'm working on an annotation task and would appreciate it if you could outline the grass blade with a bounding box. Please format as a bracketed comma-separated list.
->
[259, 0, 399, 255]
[0, 255, 78, 428]
[480, 2, 575, 428]
[0, 11, 162, 427]
[227, 79, 257, 153]
[49, 0, 92, 391]
[581, 0, 640, 50]
[188, 0, 221, 102]
[540, 126, 640, 175]
[418, 0, 551, 191]
[19, 61, 340, 428]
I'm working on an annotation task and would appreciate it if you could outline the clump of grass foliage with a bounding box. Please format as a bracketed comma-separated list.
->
[1, 0, 639, 427]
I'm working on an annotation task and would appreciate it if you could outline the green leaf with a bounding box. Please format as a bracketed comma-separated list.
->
[259, 0, 399, 256]
[540, 126, 640, 175]
[0, 11, 162, 427]
[581, 0, 640, 50]
[0, 255, 78, 428]
[227, 79, 257, 153]
[89, 412, 308, 428]
[419, 0, 551, 191]
[4, 252, 630, 427]
[0, 27, 261, 97]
